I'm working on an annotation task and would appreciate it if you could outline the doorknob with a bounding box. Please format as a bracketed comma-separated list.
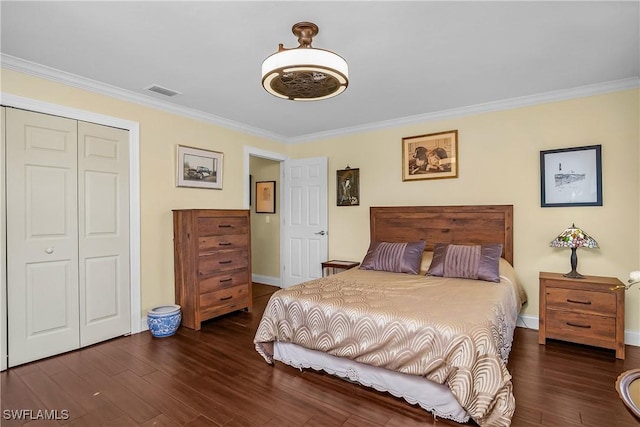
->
[45, 247, 54, 254]
[315, 231, 326, 236]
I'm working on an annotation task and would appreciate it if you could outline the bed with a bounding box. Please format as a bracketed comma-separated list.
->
[254, 205, 526, 426]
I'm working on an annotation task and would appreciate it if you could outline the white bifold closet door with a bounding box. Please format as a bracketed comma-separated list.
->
[6, 108, 130, 367]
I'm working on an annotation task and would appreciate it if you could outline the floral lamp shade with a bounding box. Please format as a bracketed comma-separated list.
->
[550, 224, 599, 279]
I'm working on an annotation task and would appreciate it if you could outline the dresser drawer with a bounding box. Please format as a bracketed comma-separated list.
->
[546, 310, 616, 349]
[199, 250, 249, 276]
[199, 234, 248, 252]
[198, 216, 248, 236]
[545, 287, 615, 315]
[200, 285, 250, 311]
[200, 271, 249, 293]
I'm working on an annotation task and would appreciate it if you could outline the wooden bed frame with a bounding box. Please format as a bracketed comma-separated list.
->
[263, 205, 517, 425]
[370, 205, 514, 265]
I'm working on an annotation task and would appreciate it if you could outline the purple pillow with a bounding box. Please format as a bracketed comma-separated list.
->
[427, 243, 503, 282]
[360, 241, 426, 274]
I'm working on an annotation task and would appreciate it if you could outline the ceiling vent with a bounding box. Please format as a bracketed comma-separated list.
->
[144, 84, 182, 97]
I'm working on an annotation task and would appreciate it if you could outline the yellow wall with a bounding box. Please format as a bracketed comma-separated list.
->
[249, 156, 280, 278]
[1, 68, 289, 319]
[3, 67, 639, 337]
[290, 89, 640, 332]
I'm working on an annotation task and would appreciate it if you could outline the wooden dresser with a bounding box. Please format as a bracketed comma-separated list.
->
[173, 209, 252, 330]
[538, 271, 625, 359]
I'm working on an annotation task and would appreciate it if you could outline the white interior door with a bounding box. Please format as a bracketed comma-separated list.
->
[78, 121, 130, 346]
[282, 157, 328, 288]
[6, 108, 80, 366]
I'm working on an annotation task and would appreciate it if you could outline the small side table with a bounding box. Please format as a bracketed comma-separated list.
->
[538, 271, 625, 359]
[322, 260, 360, 276]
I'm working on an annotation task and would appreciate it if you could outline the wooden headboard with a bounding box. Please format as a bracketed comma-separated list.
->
[370, 205, 514, 265]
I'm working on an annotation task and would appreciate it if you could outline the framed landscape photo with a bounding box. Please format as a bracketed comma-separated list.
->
[540, 144, 602, 207]
[336, 167, 360, 206]
[256, 180, 276, 213]
[176, 145, 223, 189]
[402, 130, 458, 181]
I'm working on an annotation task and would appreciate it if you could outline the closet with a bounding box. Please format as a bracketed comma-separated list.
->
[3, 107, 131, 367]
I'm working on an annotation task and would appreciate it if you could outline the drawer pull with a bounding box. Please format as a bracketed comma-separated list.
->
[566, 298, 591, 305]
[218, 224, 233, 228]
[220, 278, 232, 283]
[219, 260, 232, 264]
[566, 322, 591, 329]
[220, 296, 232, 301]
[218, 242, 232, 246]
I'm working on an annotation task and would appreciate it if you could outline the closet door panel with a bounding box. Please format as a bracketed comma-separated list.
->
[78, 121, 130, 346]
[6, 108, 80, 367]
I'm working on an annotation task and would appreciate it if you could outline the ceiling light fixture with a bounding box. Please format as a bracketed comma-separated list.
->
[261, 22, 349, 101]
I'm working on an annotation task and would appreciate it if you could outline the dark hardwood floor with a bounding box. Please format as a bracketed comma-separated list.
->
[1, 283, 638, 426]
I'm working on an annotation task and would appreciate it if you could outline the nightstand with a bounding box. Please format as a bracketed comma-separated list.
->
[322, 260, 360, 276]
[538, 272, 625, 359]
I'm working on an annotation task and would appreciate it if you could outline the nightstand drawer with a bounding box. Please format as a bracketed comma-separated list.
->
[546, 311, 616, 349]
[545, 287, 615, 315]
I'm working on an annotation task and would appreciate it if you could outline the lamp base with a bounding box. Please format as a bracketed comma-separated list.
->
[564, 247, 586, 279]
[563, 270, 586, 279]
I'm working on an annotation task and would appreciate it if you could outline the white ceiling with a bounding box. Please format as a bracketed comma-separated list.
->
[1, 1, 638, 143]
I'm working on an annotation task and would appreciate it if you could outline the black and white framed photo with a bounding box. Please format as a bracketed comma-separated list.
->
[540, 144, 602, 207]
[176, 145, 223, 189]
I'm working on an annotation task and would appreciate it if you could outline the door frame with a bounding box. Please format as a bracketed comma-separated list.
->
[1, 108, 6, 370]
[243, 146, 287, 287]
[1, 93, 142, 368]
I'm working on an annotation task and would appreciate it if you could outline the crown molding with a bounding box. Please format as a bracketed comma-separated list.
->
[2, 54, 637, 145]
[288, 77, 640, 144]
[0, 54, 289, 144]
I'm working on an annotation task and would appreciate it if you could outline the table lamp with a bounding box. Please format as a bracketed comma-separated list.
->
[549, 224, 599, 279]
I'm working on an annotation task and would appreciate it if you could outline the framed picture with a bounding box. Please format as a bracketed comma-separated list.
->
[337, 167, 360, 206]
[402, 130, 458, 181]
[540, 144, 602, 207]
[255, 181, 276, 213]
[176, 145, 223, 189]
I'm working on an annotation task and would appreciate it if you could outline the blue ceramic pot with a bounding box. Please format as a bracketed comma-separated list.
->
[147, 305, 181, 338]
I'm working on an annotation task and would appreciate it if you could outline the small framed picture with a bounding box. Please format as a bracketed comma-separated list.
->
[336, 167, 360, 206]
[255, 181, 276, 213]
[540, 144, 602, 207]
[176, 145, 223, 189]
[402, 130, 458, 181]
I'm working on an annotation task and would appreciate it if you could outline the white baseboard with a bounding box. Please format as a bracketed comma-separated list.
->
[516, 314, 539, 330]
[517, 314, 639, 347]
[626, 330, 640, 347]
[252, 274, 281, 287]
[139, 316, 149, 332]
